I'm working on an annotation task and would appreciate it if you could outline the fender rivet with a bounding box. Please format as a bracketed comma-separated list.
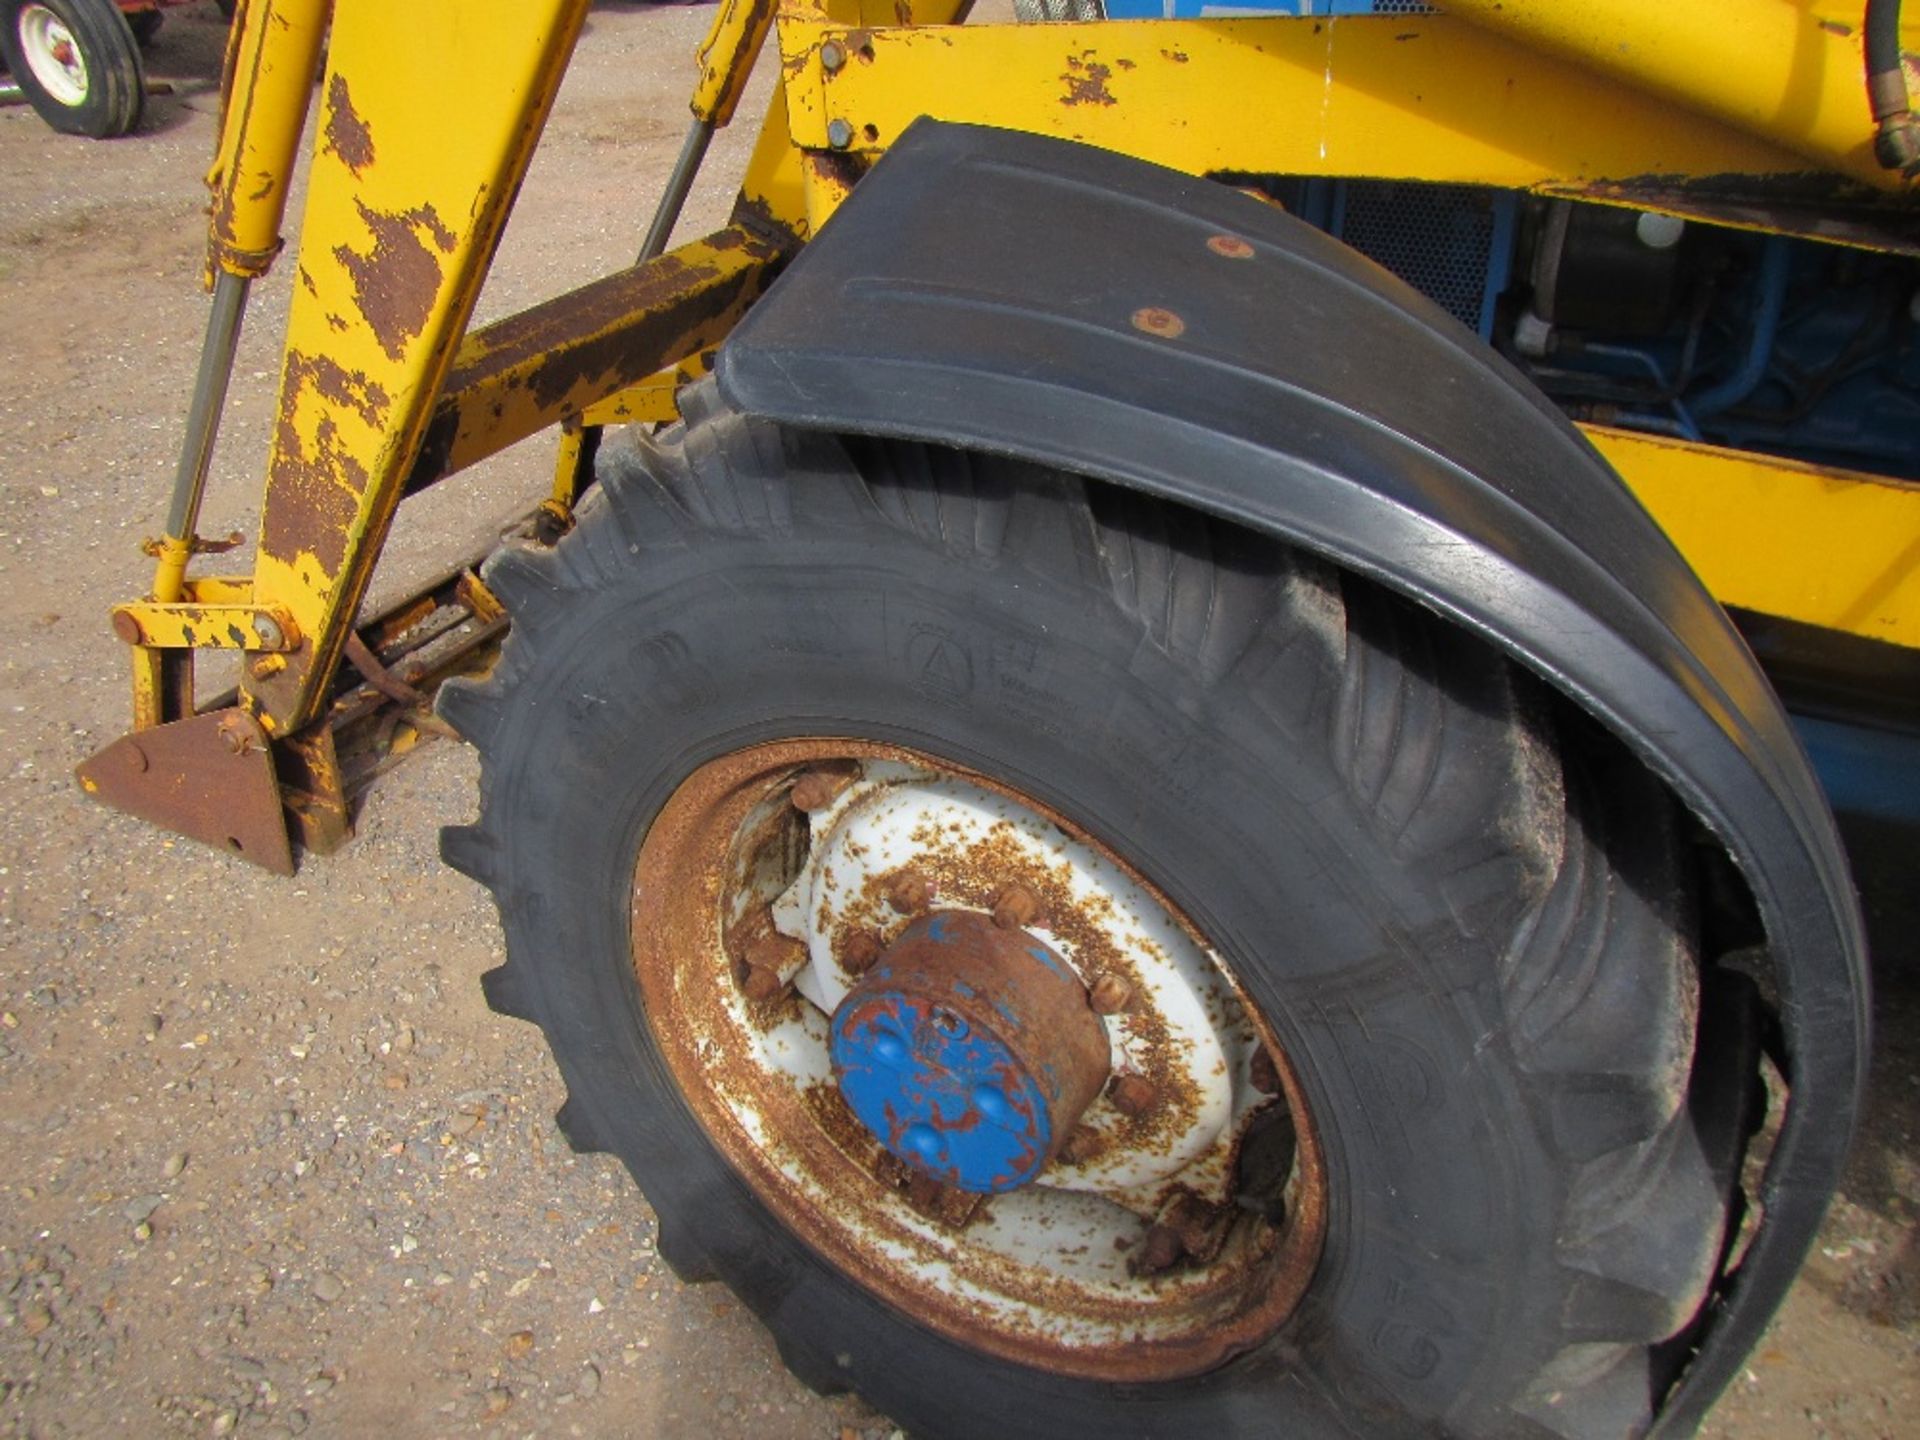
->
[1131, 306, 1185, 339]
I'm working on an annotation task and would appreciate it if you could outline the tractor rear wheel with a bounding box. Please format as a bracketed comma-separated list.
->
[0, 0, 144, 137]
[441, 384, 1753, 1437]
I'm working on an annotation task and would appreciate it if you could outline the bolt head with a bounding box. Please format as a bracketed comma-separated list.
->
[249, 653, 286, 681]
[790, 768, 853, 812]
[1057, 1126, 1101, 1166]
[885, 869, 934, 915]
[1108, 1074, 1157, 1117]
[990, 884, 1042, 930]
[216, 717, 256, 757]
[740, 964, 787, 1002]
[745, 932, 806, 973]
[253, 615, 285, 650]
[1134, 1223, 1185, 1275]
[1088, 972, 1133, 1015]
[826, 117, 855, 150]
[842, 929, 883, 975]
[820, 38, 846, 72]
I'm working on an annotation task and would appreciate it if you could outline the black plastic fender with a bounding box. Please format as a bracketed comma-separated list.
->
[715, 120, 1868, 1434]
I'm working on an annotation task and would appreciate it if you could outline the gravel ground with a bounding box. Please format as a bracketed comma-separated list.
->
[0, 5, 1914, 1438]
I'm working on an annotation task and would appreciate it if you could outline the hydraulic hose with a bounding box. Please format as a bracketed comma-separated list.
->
[1692, 237, 1792, 417]
[1866, 0, 1920, 171]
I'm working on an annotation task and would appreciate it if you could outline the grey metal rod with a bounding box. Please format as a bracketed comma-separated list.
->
[638, 119, 715, 264]
[165, 269, 251, 542]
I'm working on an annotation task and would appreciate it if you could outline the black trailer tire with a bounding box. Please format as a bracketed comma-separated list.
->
[0, 0, 144, 137]
[441, 386, 1747, 1439]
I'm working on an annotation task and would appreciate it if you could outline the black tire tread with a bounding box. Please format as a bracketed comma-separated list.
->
[441, 388, 1725, 1439]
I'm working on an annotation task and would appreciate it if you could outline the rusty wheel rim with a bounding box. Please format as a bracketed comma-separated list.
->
[632, 739, 1326, 1381]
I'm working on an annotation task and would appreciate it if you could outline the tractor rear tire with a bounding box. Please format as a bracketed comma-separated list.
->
[0, 0, 144, 137]
[441, 385, 1751, 1438]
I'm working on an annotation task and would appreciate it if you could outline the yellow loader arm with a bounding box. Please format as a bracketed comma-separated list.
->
[79, 0, 1919, 871]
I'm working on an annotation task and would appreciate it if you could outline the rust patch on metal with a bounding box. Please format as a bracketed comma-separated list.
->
[1207, 234, 1255, 259]
[631, 739, 1327, 1382]
[332, 200, 458, 362]
[322, 74, 376, 176]
[260, 351, 390, 575]
[75, 708, 294, 876]
[1061, 50, 1117, 107]
[409, 229, 787, 494]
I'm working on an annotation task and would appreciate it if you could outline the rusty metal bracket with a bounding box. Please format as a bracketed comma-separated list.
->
[112, 600, 300, 651]
[75, 708, 295, 876]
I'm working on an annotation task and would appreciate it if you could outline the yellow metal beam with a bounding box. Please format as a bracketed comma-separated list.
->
[407, 228, 785, 490]
[245, 0, 590, 736]
[113, 595, 299, 651]
[1587, 426, 1920, 649]
[779, 14, 1827, 201]
[1440, 0, 1915, 194]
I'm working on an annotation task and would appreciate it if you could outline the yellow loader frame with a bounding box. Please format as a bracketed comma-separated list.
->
[78, 0, 1920, 870]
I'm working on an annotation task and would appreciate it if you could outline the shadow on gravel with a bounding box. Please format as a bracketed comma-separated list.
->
[129, 5, 233, 137]
[1815, 809, 1920, 1328]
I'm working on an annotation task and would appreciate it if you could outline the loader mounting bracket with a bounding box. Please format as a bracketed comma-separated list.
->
[76, 708, 295, 877]
[716, 119, 1868, 1436]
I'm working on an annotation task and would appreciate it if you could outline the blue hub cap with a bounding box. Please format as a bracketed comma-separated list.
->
[829, 911, 1111, 1194]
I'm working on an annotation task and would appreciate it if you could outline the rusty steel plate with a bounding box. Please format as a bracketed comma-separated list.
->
[631, 738, 1325, 1383]
[76, 708, 295, 876]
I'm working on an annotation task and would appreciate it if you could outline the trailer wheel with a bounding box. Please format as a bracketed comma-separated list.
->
[442, 385, 1749, 1438]
[0, 0, 144, 137]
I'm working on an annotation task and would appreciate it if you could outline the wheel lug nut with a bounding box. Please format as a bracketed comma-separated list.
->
[1108, 1074, 1157, 1117]
[1088, 972, 1133, 1014]
[990, 883, 1042, 930]
[739, 933, 806, 1001]
[885, 869, 935, 915]
[1249, 1045, 1281, 1095]
[841, 928, 883, 974]
[790, 768, 854, 812]
[1134, 1223, 1185, 1276]
[1058, 1126, 1101, 1165]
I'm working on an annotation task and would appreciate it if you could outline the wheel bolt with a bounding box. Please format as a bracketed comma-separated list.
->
[1088, 972, 1133, 1014]
[842, 928, 883, 974]
[790, 768, 854, 813]
[1134, 1224, 1185, 1275]
[906, 1171, 944, 1208]
[1108, 1074, 1157, 1117]
[740, 933, 806, 1001]
[740, 965, 787, 1002]
[885, 869, 935, 915]
[990, 883, 1042, 930]
[1249, 1045, 1281, 1095]
[1058, 1126, 1101, 1165]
